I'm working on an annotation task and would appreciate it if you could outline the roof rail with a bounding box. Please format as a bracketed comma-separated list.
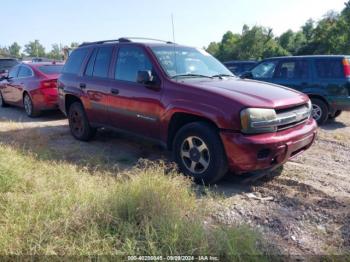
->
[78, 37, 174, 47]
[120, 37, 174, 44]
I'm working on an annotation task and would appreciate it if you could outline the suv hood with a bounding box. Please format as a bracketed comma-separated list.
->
[185, 78, 309, 109]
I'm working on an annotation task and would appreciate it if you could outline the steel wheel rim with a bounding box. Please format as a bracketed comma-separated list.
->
[312, 104, 322, 121]
[180, 136, 210, 174]
[24, 95, 32, 115]
[70, 109, 84, 136]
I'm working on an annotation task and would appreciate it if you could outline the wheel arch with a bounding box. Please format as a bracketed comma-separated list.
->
[166, 112, 220, 150]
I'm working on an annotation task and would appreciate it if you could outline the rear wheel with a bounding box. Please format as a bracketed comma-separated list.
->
[23, 93, 40, 117]
[173, 122, 228, 184]
[0, 91, 8, 107]
[311, 98, 329, 125]
[68, 102, 96, 141]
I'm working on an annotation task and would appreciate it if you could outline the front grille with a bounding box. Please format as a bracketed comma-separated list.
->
[275, 104, 310, 131]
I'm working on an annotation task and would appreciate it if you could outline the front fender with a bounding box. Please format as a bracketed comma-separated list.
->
[160, 99, 238, 142]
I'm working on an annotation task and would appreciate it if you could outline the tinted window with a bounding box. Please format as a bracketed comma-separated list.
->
[62, 48, 88, 75]
[0, 59, 18, 71]
[85, 49, 98, 76]
[274, 60, 309, 79]
[18, 66, 33, 78]
[92, 47, 113, 78]
[38, 65, 63, 75]
[9, 66, 19, 78]
[252, 61, 278, 79]
[115, 46, 153, 82]
[315, 59, 344, 79]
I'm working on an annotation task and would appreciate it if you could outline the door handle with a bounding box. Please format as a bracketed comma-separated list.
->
[80, 83, 86, 89]
[111, 88, 119, 95]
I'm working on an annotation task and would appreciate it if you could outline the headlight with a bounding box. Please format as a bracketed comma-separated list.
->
[240, 108, 277, 134]
[307, 99, 312, 118]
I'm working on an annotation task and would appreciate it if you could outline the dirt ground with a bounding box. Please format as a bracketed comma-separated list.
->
[0, 107, 349, 256]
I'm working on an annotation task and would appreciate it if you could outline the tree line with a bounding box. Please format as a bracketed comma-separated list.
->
[0, 41, 79, 60]
[207, 1, 350, 61]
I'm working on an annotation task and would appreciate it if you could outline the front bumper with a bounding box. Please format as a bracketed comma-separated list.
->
[220, 118, 317, 173]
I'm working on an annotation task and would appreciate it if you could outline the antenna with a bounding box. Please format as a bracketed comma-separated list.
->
[171, 14, 178, 81]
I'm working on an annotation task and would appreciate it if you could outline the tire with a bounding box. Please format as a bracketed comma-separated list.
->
[0, 91, 8, 107]
[23, 93, 40, 117]
[68, 102, 96, 141]
[173, 122, 228, 184]
[311, 98, 329, 125]
[329, 110, 342, 120]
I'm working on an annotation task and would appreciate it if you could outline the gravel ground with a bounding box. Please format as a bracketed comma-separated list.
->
[0, 106, 349, 256]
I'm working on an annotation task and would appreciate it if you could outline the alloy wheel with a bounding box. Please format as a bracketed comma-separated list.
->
[24, 95, 32, 115]
[180, 136, 210, 174]
[70, 109, 84, 137]
[312, 104, 322, 121]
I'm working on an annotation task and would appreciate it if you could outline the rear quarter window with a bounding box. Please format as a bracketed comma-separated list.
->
[315, 59, 344, 79]
[62, 49, 88, 75]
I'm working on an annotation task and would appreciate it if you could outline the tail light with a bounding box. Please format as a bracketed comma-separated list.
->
[40, 79, 58, 89]
[343, 58, 350, 77]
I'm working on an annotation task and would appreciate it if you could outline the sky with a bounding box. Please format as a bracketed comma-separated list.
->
[0, 0, 347, 51]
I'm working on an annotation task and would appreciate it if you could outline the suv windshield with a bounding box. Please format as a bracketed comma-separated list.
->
[151, 46, 233, 78]
[0, 59, 19, 71]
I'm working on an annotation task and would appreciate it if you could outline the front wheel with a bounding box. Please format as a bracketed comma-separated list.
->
[68, 102, 96, 141]
[311, 98, 329, 125]
[173, 122, 228, 184]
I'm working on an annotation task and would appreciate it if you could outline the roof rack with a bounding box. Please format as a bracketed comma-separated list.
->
[121, 37, 174, 44]
[79, 37, 174, 47]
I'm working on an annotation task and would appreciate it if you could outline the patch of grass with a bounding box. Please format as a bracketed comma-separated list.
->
[0, 144, 266, 259]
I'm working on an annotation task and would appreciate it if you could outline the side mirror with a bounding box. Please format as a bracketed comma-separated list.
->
[240, 71, 253, 79]
[137, 70, 160, 90]
[137, 70, 153, 84]
[0, 70, 9, 80]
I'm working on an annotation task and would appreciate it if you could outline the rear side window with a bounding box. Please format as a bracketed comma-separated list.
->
[62, 48, 88, 75]
[0, 59, 18, 71]
[115, 46, 153, 82]
[275, 60, 309, 79]
[315, 59, 344, 79]
[18, 66, 33, 78]
[92, 47, 114, 78]
[38, 65, 63, 75]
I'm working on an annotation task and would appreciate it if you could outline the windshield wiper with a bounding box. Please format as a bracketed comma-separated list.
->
[171, 74, 213, 79]
[211, 74, 235, 78]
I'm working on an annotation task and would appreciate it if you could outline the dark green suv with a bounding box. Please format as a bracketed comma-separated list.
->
[241, 55, 350, 124]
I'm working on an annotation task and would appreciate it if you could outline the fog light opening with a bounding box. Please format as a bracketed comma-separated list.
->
[257, 149, 271, 160]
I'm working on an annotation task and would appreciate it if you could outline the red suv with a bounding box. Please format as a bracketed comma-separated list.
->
[0, 62, 63, 117]
[58, 38, 317, 183]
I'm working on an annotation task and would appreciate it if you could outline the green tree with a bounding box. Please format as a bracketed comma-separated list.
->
[70, 42, 79, 48]
[24, 40, 46, 57]
[48, 44, 62, 60]
[0, 47, 10, 58]
[206, 42, 220, 57]
[8, 42, 21, 58]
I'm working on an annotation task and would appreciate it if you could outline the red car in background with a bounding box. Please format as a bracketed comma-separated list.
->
[0, 62, 63, 117]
